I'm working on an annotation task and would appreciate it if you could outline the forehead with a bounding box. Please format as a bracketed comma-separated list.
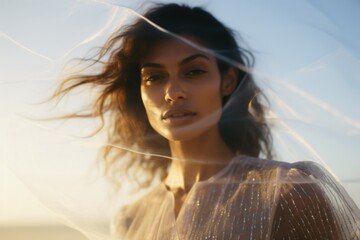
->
[140, 36, 215, 64]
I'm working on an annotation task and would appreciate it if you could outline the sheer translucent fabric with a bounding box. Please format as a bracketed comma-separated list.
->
[112, 155, 360, 239]
[1, 1, 360, 240]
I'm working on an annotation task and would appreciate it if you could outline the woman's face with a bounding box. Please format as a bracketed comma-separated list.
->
[140, 37, 227, 142]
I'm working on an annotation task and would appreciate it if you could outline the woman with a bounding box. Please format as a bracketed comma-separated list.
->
[54, 3, 360, 239]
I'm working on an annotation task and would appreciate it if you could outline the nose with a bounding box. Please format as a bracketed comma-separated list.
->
[165, 78, 186, 103]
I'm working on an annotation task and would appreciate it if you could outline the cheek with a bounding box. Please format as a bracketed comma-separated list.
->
[141, 92, 168, 137]
[200, 81, 223, 108]
[140, 88, 163, 122]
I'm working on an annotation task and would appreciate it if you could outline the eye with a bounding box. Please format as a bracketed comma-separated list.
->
[142, 73, 166, 85]
[185, 69, 207, 77]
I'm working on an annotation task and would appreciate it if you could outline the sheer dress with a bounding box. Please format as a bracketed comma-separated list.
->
[112, 156, 360, 239]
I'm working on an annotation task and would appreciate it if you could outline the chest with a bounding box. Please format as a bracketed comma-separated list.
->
[127, 182, 279, 240]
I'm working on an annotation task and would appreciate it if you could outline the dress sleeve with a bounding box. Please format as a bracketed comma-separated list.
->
[271, 161, 360, 240]
[110, 206, 132, 239]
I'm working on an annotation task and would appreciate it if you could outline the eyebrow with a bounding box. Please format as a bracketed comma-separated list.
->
[141, 54, 210, 69]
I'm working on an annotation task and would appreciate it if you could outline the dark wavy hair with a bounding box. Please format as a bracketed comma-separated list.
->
[52, 3, 273, 189]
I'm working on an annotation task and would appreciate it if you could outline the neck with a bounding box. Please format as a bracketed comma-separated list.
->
[165, 128, 235, 192]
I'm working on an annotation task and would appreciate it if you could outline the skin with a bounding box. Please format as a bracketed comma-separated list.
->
[140, 36, 237, 217]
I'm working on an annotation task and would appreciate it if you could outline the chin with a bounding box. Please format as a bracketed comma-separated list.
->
[160, 124, 218, 143]
[159, 127, 199, 142]
[151, 114, 221, 142]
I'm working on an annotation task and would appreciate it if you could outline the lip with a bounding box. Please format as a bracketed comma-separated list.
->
[162, 108, 196, 125]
